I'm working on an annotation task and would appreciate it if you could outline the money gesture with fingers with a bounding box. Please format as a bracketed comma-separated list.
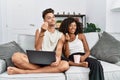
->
[41, 22, 48, 32]
[65, 33, 70, 41]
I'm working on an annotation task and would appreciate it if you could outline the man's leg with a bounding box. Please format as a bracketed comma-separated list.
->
[7, 60, 69, 75]
[11, 52, 40, 70]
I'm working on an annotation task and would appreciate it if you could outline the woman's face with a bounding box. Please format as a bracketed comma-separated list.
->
[68, 22, 77, 34]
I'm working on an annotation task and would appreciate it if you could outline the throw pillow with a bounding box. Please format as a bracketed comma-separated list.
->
[0, 41, 25, 67]
[0, 59, 6, 74]
[91, 31, 120, 63]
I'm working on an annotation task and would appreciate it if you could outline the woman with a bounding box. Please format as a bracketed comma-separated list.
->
[59, 17, 104, 80]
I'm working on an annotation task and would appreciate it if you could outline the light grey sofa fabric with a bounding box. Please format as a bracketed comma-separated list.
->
[0, 72, 65, 80]
[0, 32, 120, 80]
[65, 61, 120, 80]
[0, 59, 6, 74]
[65, 66, 89, 80]
[17, 34, 35, 51]
[84, 32, 99, 49]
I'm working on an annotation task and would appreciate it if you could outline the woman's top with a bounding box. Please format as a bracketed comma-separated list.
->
[68, 35, 84, 55]
[38, 28, 62, 51]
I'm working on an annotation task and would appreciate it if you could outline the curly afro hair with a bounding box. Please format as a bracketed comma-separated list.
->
[59, 17, 83, 35]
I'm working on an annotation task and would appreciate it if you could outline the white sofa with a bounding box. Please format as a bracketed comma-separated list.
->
[0, 32, 120, 80]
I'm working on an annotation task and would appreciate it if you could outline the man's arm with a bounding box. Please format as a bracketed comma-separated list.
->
[55, 34, 65, 63]
[35, 22, 48, 50]
[35, 29, 44, 50]
[50, 34, 65, 66]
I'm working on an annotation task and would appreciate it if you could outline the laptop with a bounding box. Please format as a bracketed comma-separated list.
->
[26, 50, 56, 66]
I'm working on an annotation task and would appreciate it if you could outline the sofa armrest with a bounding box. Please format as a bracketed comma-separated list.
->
[0, 59, 6, 74]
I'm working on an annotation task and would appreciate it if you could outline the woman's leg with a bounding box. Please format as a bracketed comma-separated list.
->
[69, 61, 88, 67]
[68, 53, 88, 67]
[85, 57, 104, 80]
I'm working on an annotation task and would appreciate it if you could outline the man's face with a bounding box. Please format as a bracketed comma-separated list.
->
[44, 13, 56, 27]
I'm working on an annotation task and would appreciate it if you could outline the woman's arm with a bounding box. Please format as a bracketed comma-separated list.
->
[64, 41, 70, 58]
[78, 33, 90, 62]
[63, 33, 71, 58]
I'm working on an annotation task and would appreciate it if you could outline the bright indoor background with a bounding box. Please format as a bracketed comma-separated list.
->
[0, 0, 120, 44]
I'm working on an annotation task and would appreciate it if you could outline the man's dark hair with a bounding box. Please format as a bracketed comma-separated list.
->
[42, 8, 54, 19]
[59, 17, 83, 35]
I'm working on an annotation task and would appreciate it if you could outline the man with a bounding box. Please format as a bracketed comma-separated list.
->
[7, 8, 69, 75]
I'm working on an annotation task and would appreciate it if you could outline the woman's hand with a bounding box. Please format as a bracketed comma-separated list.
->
[65, 33, 70, 41]
[80, 55, 86, 62]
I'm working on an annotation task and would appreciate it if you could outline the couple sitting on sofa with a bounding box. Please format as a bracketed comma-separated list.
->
[7, 8, 104, 80]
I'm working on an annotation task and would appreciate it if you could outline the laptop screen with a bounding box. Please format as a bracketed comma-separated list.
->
[26, 50, 56, 66]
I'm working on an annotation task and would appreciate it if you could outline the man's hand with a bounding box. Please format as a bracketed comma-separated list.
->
[51, 56, 60, 67]
[41, 22, 48, 32]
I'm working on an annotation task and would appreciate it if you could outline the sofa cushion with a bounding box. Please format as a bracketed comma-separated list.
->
[17, 34, 35, 51]
[65, 61, 120, 80]
[0, 72, 65, 80]
[65, 66, 89, 80]
[0, 59, 6, 74]
[91, 31, 120, 63]
[0, 41, 25, 67]
[116, 61, 120, 66]
[84, 32, 99, 49]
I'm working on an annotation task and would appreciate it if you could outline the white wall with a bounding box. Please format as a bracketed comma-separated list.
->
[106, 0, 120, 32]
[0, 0, 2, 43]
[86, 0, 120, 33]
[1, 0, 120, 43]
[6, 0, 86, 28]
[0, 0, 7, 43]
[86, 0, 106, 31]
[2, 0, 87, 43]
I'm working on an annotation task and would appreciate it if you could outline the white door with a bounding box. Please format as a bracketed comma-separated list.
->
[2, 0, 43, 43]
[0, 0, 2, 43]
[0, 0, 7, 43]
